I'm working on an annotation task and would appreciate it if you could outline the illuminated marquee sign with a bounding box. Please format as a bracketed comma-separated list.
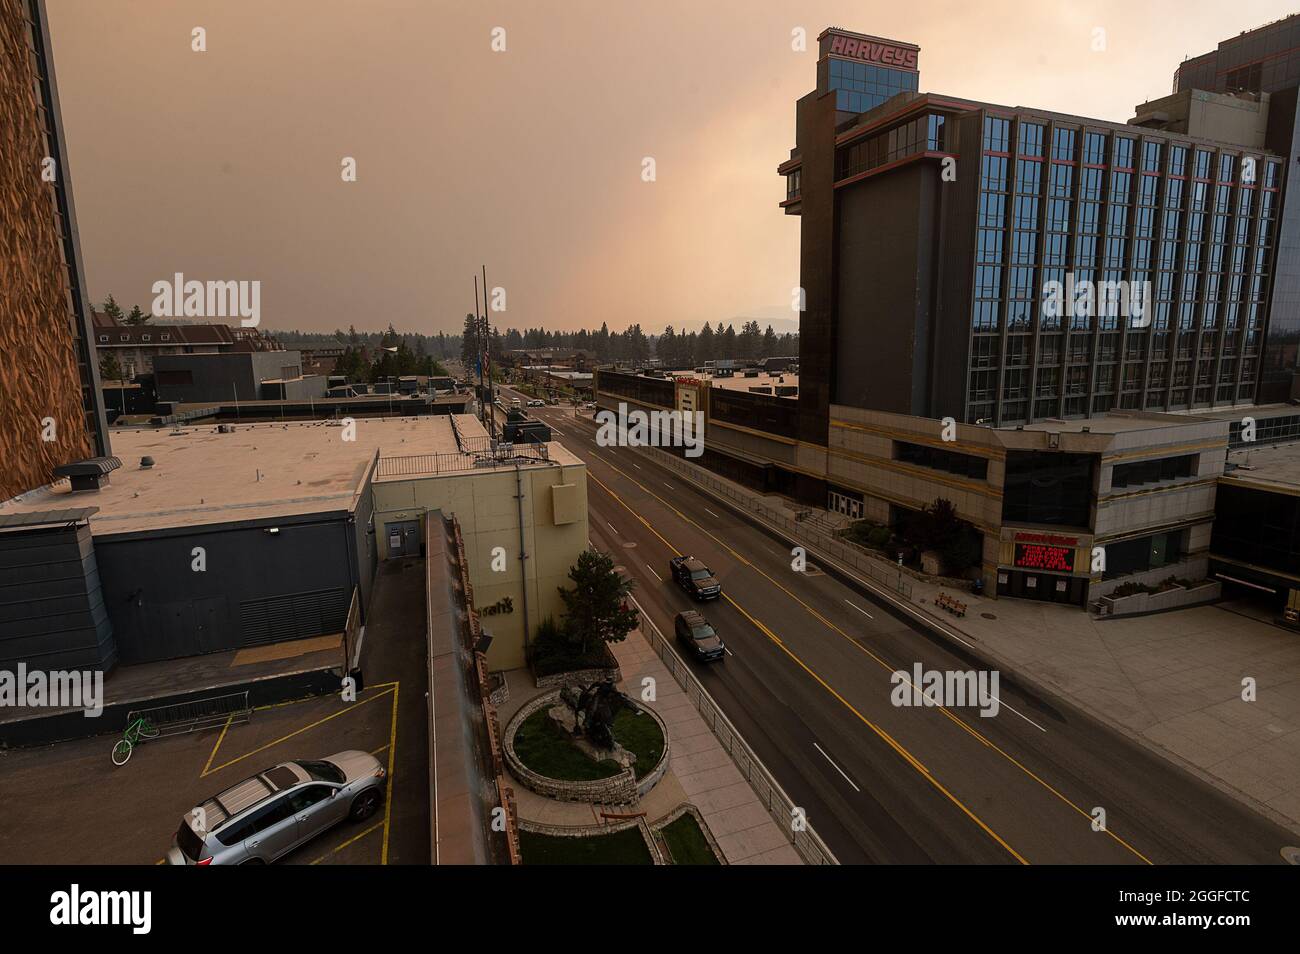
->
[1013, 543, 1074, 573]
[823, 31, 919, 72]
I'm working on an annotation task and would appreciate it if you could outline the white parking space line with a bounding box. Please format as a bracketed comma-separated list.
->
[607, 522, 619, 534]
[703, 508, 720, 519]
[647, 565, 662, 581]
[632, 463, 641, 470]
[813, 742, 860, 792]
[663, 482, 674, 490]
[845, 599, 874, 620]
[724, 646, 734, 657]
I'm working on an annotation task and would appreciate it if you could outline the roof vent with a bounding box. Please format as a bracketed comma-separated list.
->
[140, 456, 155, 469]
[54, 456, 122, 493]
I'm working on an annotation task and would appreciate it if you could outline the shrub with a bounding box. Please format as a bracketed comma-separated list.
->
[531, 615, 617, 678]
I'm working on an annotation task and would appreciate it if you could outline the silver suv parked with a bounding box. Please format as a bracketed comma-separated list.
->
[166, 751, 387, 865]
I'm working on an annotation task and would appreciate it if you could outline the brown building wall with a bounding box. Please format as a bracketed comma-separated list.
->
[0, 0, 96, 500]
[794, 89, 839, 446]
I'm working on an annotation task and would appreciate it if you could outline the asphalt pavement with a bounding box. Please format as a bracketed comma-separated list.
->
[504, 386, 1295, 865]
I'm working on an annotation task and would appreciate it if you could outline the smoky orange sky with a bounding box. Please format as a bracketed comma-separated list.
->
[45, 0, 1298, 336]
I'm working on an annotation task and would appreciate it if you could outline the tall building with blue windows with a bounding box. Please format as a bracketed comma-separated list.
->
[820, 28, 920, 114]
[779, 26, 1292, 434]
[757, 23, 1300, 608]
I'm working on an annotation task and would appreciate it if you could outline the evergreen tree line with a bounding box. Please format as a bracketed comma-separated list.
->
[271, 319, 800, 378]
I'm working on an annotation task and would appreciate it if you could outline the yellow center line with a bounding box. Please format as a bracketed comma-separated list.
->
[588, 468, 1026, 865]
[589, 453, 1153, 865]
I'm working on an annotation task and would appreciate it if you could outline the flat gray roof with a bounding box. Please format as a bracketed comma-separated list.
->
[0, 415, 576, 535]
[1225, 439, 1300, 493]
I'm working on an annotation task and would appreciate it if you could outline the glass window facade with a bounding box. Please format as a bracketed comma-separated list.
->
[835, 113, 946, 180]
[1212, 485, 1300, 578]
[895, 440, 990, 479]
[1111, 453, 1197, 489]
[1103, 530, 1186, 579]
[967, 112, 1277, 425]
[828, 58, 919, 114]
[1002, 451, 1094, 528]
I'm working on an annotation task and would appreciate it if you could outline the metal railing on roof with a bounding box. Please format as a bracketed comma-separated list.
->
[377, 441, 549, 478]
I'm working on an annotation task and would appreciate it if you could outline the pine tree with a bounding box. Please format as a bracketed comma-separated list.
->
[101, 294, 124, 323]
[557, 549, 640, 656]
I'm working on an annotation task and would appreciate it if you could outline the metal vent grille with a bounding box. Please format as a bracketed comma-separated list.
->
[238, 587, 347, 647]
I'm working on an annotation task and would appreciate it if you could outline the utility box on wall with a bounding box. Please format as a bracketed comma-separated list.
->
[551, 483, 579, 525]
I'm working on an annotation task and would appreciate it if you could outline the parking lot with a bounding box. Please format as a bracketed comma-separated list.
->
[0, 681, 402, 865]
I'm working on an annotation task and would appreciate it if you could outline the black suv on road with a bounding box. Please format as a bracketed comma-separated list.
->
[669, 555, 721, 600]
[674, 610, 725, 662]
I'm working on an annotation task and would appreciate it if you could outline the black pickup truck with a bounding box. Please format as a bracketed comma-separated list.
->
[669, 555, 721, 600]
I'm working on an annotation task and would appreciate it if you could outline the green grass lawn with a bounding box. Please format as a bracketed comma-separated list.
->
[612, 708, 665, 780]
[513, 706, 665, 783]
[519, 827, 653, 865]
[661, 813, 721, 865]
[512, 710, 621, 781]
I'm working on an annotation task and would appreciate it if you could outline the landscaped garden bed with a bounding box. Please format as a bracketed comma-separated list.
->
[659, 812, 721, 865]
[512, 708, 622, 781]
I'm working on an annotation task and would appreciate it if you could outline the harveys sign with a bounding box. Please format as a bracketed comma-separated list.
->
[822, 30, 919, 72]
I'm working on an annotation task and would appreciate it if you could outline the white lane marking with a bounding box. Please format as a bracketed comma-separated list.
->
[607, 522, 619, 534]
[550, 427, 565, 436]
[663, 482, 674, 490]
[988, 696, 1047, 733]
[647, 565, 662, 581]
[650, 460, 1048, 735]
[724, 646, 734, 657]
[632, 463, 641, 470]
[812, 742, 860, 792]
[845, 599, 874, 620]
[703, 508, 720, 519]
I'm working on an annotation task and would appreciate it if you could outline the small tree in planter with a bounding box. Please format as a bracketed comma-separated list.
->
[557, 549, 640, 658]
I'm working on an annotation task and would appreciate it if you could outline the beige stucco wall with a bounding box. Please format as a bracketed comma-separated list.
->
[371, 460, 589, 670]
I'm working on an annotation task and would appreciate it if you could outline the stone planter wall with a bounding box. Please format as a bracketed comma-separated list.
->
[503, 690, 669, 805]
[518, 817, 664, 864]
[535, 663, 622, 691]
[1100, 580, 1222, 618]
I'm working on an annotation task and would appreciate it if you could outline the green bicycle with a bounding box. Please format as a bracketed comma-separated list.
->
[111, 716, 160, 766]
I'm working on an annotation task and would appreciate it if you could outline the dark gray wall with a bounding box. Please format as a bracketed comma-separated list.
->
[835, 161, 938, 415]
[0, 524, 116, 672]
[795, 89, 840, 443]
[261, 374, 328, 401]
[154, 351, 304, 404]
[1261, 87, 1300, 402]
[932, 111, 981, 420]
[94, 513, 358, 664]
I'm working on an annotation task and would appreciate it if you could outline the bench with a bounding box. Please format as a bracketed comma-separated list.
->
[935, 593, 967, 619]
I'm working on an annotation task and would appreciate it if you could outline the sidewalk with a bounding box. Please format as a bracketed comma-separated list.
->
[497, 626, 803, 865]
[908, 581, 1300, 834]
[636, 437, 1300, 837]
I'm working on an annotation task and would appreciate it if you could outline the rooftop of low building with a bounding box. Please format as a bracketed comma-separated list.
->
[0, 414, 578, 535]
